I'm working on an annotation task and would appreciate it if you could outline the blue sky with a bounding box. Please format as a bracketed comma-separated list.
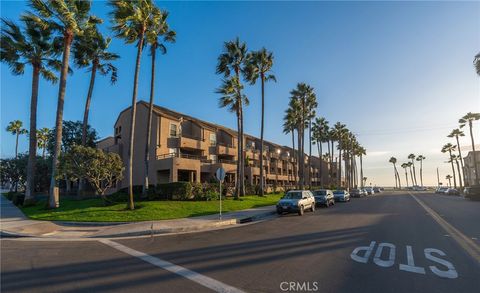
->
[1, 1, 479, 186]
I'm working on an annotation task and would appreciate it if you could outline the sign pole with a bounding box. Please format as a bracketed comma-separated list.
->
[215, 167, 226, 221]
[219, 179, 222, 220]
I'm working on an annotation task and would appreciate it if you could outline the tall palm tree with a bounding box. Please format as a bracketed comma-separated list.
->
[1, 18, 60, 204]
[288, 83, 317, 188]
[358, 146, 366, 188]
[73, 24, 119, 196]
[216, 37, 248, 197]
[24, 0, 99, 208]
[37, 127, 50, 158]
[407, 161, 414, 186]
[408, 153, 418, 186]
[459, 112, 480, 185]
[143, 10, 175, 197]
[5, 120, 28, 158]
[216, 77, 249, 199]
[389, 157, 401, 189]
[283, 110, 298, 187]
[451, 154, 463, 190]
[447, 129, 465, 187]
[416, 155, 426, 187]
[442, 143, 457, 189]
[110, 0, 161, 210]
[333, 122, 347, 187]
[446, 175, 452, 187]
[401, 163, 409, 187]
[244, 48, 276, 196]
[312, 117, 329, 186]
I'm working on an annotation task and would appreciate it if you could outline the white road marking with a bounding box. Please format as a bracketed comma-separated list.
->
[409, 192, 480, 265]
[373, 242, 395, 268]
[100, 239, 245, 293]
[425, 248, 458, 279]
[350, 241, 376, 263]
[399, 245, 425, 274]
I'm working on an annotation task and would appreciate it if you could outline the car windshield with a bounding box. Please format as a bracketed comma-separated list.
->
[351, 189, 359, 192]
[333, 190, 345, 195]
[283, 192, 302, 199]
[314, 190, 327, 196]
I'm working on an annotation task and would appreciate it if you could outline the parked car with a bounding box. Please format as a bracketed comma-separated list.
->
[463, 187, 471, 197]
[365, 187, 375, 195]
[350, 189, 364, 198]
[435, 187, 448, 194]
[360, 188, 368, 196]
[446, 188, 460, 196]
[333, 190, 350, 202]
[373, 187, 381, 193]
[276, 190, 316, 216]
[313, 189, 335, 207]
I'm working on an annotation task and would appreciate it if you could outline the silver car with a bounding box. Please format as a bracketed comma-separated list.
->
[313, 189, 335, 207]
[333, 190, 350, 202]
[277, 190, 316, 216]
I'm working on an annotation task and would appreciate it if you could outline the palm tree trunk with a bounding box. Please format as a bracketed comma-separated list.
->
[318, 141, 322, 186]
[338, 146, 342, 187]
[143, 46, 157, 197]
[404, 169, 409, 187]
[456, 159, 463, 189]
[327, 141, 331, 181]
[234, 109, 241, 199]
[395, 164, 401, 188]
[49, 31, 74, 209]
[127, 31, 146, 210]
[409, 167, 414, 187]
[468, 121, 479, 185]
[360, 155, 364, 188]
[259, 74, 265, 196]
[308, 118, 312, 187]
[449, 150, 457, 189]
[78, 61, 98, 197]
[24, 65, 40, 204]
[420, 159, 424, 187]
[412, 160, 418, 186]
[392, 165, 397, 188]
[42, 147, 45, 159]
[292, 130, 297, 188]
[297, 127, 303, 189]
[15, 133, 19, 159]
[455, 136, 466, 187]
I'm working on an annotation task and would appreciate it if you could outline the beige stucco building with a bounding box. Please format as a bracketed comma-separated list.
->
[463, 151, 480, 186]
[97, 101, 334, 193]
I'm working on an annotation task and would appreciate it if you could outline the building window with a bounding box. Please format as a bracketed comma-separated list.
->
[169, 123, 178, 137]
[210, 133, 217, 146]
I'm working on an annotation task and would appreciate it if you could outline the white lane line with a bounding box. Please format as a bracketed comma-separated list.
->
[409, 193, 480, 266]
[99, 239, 245, 293]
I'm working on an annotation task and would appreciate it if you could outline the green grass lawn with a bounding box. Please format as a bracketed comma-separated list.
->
[20, 194, 283, 222]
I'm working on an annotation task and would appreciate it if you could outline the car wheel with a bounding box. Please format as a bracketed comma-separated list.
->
[298, 205, 304, 216]
[277, 210, 282, 215]
[311, 203, 315, 212]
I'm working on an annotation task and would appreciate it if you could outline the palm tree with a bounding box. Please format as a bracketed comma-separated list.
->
[24, 0, 99, 208]
[143, 10, 175, 197]
[451, 154, 463, 190]
[459, 112, 480, 185]
[288, 83, 317, 188]
[474, 52, 480, 76]
[244, 48, 275, 196]
[389, 157, 400, 189]
[333, 122, 347, 187]
[407, 162, 414, 186]
[447, 129, 465, 187]
[1, 18, 60, 204]
[6, 120, 28, 158]
[358, 146, 366, 188]
[312, 117, 329, 186]
[446, 175, 452, 187]
[408, 154, 418, 186]
[37, 127, 50, 158]
[401, 163, 409, 187]
[216, 37, 248, 197]
[442, 143, 457, 189]
[73, 24, 119, 196]
[216, 77, 249, 199]
[283, 110, 298, 187]
[416, 155, 426, 187]
[110, 0, 161, 210]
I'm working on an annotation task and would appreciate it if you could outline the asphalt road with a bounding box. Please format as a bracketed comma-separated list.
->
[2, 191, 480, 293]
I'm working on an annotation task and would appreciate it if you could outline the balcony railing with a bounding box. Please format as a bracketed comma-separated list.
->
[181, 133, 204, 141]
[218, 159, 237, 165]
[157, 153, 207, 161]
[217, 141, 235, 148]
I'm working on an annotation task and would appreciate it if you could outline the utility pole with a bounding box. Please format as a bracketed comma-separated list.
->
[436, 167, 440, 187]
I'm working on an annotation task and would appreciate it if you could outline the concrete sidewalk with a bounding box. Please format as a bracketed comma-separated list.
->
[0, 195, 276, 238]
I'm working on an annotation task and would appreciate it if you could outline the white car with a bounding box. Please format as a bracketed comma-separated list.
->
[333, 190, 351, 202]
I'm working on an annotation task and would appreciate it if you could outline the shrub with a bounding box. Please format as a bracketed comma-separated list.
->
[12, 193, 25, 206]
[118, 185, 144, 196]
[154, 182, 192, 200]
[191, 182, 203, 199]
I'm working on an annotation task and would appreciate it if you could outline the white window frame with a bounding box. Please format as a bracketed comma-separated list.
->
[169, 123, 178, 138]
[210, 133, 217, 146]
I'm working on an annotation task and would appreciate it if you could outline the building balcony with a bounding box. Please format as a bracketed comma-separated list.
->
[216, 143, 237, 156]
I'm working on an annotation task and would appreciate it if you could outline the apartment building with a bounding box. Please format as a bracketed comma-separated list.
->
[97, 101, 333, 193]
[463, 151, 480, 186]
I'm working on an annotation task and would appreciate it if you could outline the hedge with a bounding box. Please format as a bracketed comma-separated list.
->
[151, 182, 193, 200]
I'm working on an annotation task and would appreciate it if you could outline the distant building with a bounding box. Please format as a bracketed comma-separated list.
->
[463, 151, 480, 186]
[97, 101, 337, 194]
